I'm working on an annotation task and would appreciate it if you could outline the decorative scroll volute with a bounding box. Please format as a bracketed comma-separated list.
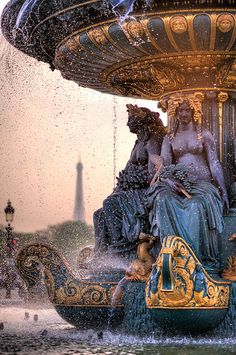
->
[16, 244, 123, 307]
[146, 236, 230, 309]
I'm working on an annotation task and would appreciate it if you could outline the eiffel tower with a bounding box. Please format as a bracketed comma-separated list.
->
[73, 160, 85, 222]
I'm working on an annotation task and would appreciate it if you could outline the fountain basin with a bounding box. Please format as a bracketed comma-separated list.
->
[1, 0, 236, 100]
[15, 239, 231, 335]
[145, 236, 231, 334]
[55, 305, 123, 330]
[150, 308, 229, 334]
[16, 244, 125, 330]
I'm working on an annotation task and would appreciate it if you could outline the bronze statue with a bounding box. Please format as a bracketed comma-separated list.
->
[93, 104, 166, 261]
[148, 99, 228, 266]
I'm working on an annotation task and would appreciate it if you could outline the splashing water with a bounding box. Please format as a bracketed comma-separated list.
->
[112, 96, 118, 188]
[110, 0, 136, 22]
[12, 0, 44, 43]
[1, 306, 236, 354]
[15, 0, 38, 28]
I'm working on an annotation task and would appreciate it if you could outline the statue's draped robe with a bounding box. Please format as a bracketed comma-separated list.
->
[147, 180, 224, 264]
[94, 188, 148, 257]
[94, 163, 150, 258]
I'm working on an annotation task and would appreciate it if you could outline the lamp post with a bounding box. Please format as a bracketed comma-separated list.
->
[3, 200, 18, 299]
[2, 201, 25, 300]
[4, 200, 16, 256]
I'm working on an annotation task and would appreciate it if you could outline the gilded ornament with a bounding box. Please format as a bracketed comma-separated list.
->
[111, 234, 155, 307]
[66, 38, 80, 53]
[109, 62, 185, 99]
[125, 233, 155, 282]
[146, 236, 230, 309]
[170, 16, 188, 34]
[54, 16, 236, 99]
[88, 28, 108, 45]
[216, 60, 235, 85]
[217, 91, 228, 161]
[16, 243, 123, 307]
[123, 20, 145, 40]
[217, 14, 235, 33]
[222, 255, 236, 281]
[218, 92, 229, 103]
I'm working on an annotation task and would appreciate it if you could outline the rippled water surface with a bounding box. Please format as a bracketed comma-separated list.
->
[1, 306, 236, 354]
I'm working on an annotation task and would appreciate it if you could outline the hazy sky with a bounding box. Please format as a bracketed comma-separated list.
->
[0, 1, 165, 232]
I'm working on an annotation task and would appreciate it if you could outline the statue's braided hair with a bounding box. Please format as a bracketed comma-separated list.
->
[168, 98, 203, 141]
[126, 104, 167, 141]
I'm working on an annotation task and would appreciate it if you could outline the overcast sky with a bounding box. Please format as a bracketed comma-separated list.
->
[0, 0, 165, 232]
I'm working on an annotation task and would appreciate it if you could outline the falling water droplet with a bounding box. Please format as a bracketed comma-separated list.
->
[112, 96, 118, 188]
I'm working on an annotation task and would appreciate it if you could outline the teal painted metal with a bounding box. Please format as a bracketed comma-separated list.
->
[150, 308, 229, 334]
[55, 305, 124, 330]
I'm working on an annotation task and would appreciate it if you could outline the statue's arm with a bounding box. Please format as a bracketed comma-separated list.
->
[203, 130, 229, 208]
[160, 135, 173, 166]
[147, 136, 162, 181]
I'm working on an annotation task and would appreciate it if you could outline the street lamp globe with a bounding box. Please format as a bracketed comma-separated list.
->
[4, 200, 15, 224]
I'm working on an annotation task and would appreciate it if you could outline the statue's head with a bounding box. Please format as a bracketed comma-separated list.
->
[170, 15, 188, 34]
[160, 93, 204, 127]
[176, 100, 193, 125]
[166, 95, 203, 140]
[217, 14, 234, 33]
[126, 104, 161, 134]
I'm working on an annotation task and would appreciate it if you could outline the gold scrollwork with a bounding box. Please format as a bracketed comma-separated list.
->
[55, 282, 111, 306]
[146, 236, 230, 309]
[108, 61, 185, 99]
[120, 20, 150, 55]
[17, 244, 121, 307]
[66, 38, 81, 53]
[53, 10, 236, 100]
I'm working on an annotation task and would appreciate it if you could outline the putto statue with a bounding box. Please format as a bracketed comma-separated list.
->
[147, 99, 228, 267]
[93, 104, 166, 261]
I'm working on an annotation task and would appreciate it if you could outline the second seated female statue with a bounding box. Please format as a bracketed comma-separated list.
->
[93, 104, 166, 261]
[148, 99, 229, 267]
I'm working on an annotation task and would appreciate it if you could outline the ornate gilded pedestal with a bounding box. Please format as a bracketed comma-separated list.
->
[146, 236, 230, 333]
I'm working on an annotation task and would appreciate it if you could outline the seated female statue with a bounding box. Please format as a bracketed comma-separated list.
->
[93, 104, 166, 261]
[148, 99, 229, 266]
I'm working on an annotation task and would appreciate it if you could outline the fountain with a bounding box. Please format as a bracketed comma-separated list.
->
[1, 0, 236, 336]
